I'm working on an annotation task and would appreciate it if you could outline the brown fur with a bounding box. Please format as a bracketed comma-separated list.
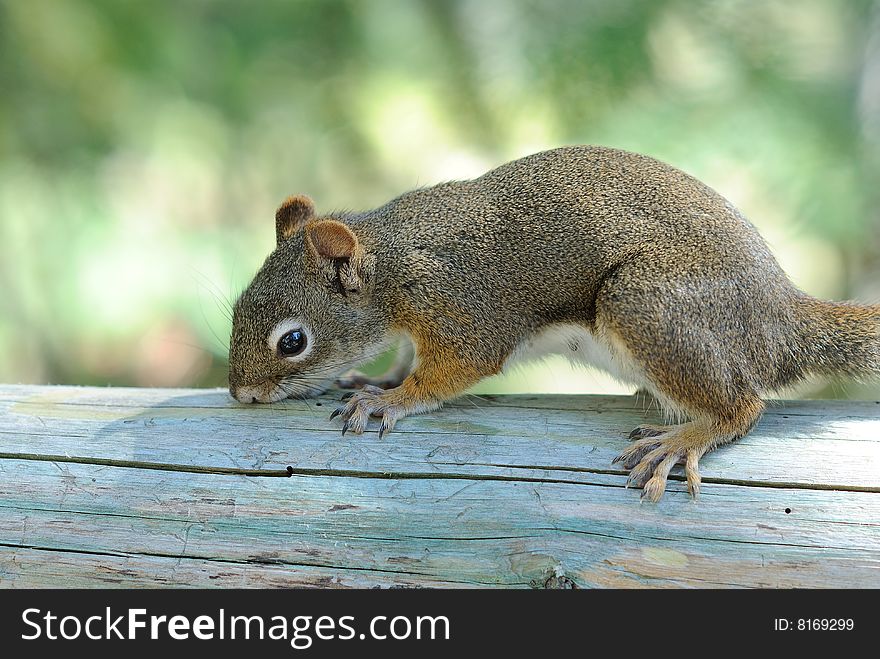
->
[275, 195, 315, 243]
[230, 145, 879, 501]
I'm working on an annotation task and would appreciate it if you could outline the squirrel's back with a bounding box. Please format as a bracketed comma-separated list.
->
[369, 145, 783, 273]
[359, 146, 791, 319]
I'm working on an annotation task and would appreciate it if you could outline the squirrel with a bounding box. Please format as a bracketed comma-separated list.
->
[228, 145, 880, 501]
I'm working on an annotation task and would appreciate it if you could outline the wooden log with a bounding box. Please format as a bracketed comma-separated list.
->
[0, 384, 878, 588]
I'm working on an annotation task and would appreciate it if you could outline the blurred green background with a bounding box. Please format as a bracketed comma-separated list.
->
[1, 0, 878, 398]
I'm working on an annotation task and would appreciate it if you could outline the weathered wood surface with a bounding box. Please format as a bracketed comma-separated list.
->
[0, 384, 877, 588]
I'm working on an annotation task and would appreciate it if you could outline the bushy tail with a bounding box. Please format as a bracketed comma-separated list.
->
[797, 296, 880, 378]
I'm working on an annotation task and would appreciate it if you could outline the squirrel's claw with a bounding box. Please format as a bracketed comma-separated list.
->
[329, 385, 407, 438]
[378, 415, 397, 440]
[613, 438, 662, 469]
[627, 424, 671, 440]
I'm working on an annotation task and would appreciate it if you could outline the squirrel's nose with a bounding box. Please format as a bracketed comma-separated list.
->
[230, 385, 260, 404]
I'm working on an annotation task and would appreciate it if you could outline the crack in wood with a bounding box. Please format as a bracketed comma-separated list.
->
[0, 452, 620, 488]
[432, 461, 880, 494]
[2, 451, 878, 494]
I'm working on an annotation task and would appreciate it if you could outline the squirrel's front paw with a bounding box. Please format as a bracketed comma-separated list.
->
[329, 385, 408, 438]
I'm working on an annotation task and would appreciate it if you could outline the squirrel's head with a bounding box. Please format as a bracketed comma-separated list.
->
[228, 195, 384, 403]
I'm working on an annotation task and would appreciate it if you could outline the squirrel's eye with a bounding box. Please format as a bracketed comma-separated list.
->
[277, 329, 306, 357]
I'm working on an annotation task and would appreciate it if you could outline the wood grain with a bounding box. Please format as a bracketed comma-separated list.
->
[0, 384, 877, 588]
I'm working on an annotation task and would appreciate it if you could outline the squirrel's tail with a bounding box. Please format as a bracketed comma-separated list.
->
[796, 296, 880, 379]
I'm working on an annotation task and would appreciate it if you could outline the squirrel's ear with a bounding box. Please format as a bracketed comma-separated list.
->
[305, 219, 358, 260]
[304, 219, 373, 298]
[275, 195, 315, 244]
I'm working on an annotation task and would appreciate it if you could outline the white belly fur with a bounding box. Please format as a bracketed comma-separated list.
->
[503, 323, 649, 390]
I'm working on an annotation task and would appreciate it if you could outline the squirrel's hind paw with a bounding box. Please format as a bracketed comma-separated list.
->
[613, 428, 707, 502]
[330, 384, 407, 439]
